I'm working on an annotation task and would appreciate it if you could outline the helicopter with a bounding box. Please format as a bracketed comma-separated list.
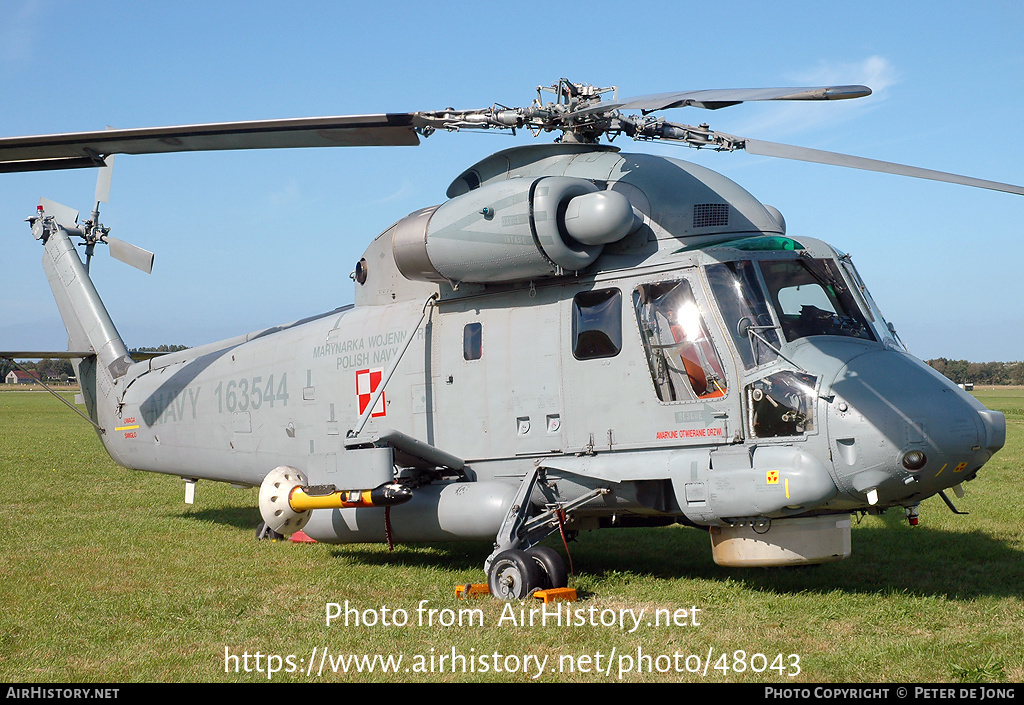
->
[1, 79, 1015, 599]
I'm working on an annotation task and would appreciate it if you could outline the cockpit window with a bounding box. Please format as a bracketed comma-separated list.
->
[706, 260, 780, 369]
[758, 257, 875, 343]
[634, 279, 727, 402]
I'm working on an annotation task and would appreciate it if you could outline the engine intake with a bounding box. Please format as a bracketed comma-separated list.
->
[392, 176, 637, 284]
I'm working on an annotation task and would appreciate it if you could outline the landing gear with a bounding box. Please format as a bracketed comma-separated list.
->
[486, 546, 569, 598]
[487, 549, 543, 599]
[526, 545, 568, 590]
[255, 521, 284, 541]
[481, 466, 596, 599]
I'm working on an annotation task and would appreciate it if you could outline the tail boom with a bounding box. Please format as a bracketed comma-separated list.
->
[37, 215, 131, 435]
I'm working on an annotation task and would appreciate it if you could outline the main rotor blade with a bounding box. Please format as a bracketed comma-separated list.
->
[0, 114, 419, 173]
[573, 85, 872, 116]
[105, 236, 154, 274]
[742, 138, 1024, 196]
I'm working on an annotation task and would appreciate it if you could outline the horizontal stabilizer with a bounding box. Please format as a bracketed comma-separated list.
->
[1, 351, 94, 360]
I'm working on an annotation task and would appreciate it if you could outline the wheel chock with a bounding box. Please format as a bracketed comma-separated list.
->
[289, 530, 317, 543]
[456, 583, 491, 599]
[532, 587, 577, 603]
[456, 584, 577, 601]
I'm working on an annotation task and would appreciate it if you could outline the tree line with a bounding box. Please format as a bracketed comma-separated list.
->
[925, 359, 1024, 386]
[2, 345, 189, 383]
[0, 357, 75, 382]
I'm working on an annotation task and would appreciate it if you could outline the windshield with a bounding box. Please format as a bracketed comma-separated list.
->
[759, 257, 875, 342]
[707, 256, 875, 366]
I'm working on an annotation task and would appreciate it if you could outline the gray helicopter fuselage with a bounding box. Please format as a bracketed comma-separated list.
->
[60, 143, 1004, 559]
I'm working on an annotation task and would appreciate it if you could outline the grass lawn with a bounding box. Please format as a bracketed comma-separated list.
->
[0, 388, 1021, 683]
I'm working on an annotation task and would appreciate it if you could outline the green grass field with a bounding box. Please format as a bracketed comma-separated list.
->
[0, 388, 1021, 683]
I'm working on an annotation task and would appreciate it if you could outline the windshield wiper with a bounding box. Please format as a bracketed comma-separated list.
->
[736, 316, 809, 372]
[799, 251, 847, 295]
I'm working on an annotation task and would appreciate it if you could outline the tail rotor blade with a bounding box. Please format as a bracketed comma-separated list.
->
[38, 197, 80, 229]
[94, 154, 114, 205]
[105, 236, 154, 274]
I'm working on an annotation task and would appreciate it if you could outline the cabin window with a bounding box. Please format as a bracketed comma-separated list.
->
[634, 279, 727, 401]
[572, 289, 621, 360]
[463, 322, 482, 360]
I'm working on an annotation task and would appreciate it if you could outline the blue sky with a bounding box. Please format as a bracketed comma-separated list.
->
[2, 0, 1023, 362]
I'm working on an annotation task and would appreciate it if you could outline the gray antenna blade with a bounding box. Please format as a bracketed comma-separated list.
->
[742, 138, 1024, 196]
[105, 236, 154, 274]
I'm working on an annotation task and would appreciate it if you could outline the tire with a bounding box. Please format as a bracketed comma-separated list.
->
[255, 521, 284, 541]
[526, 545, 568, 589]
[488, 549, 544, 600]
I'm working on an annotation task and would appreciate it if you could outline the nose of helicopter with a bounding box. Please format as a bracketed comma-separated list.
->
[822, 345, 1005, 507]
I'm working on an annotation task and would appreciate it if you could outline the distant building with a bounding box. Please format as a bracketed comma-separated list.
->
[5, 370, 41, 385]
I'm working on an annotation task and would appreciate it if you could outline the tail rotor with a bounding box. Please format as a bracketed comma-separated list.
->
[33, 154, 154, 274]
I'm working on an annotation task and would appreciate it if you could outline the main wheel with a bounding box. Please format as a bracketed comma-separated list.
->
[526, 545, 568, 590]
[488, 549, 544, 600]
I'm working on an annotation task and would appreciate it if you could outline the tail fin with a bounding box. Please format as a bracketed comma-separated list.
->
[36, 205, 132, 426]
